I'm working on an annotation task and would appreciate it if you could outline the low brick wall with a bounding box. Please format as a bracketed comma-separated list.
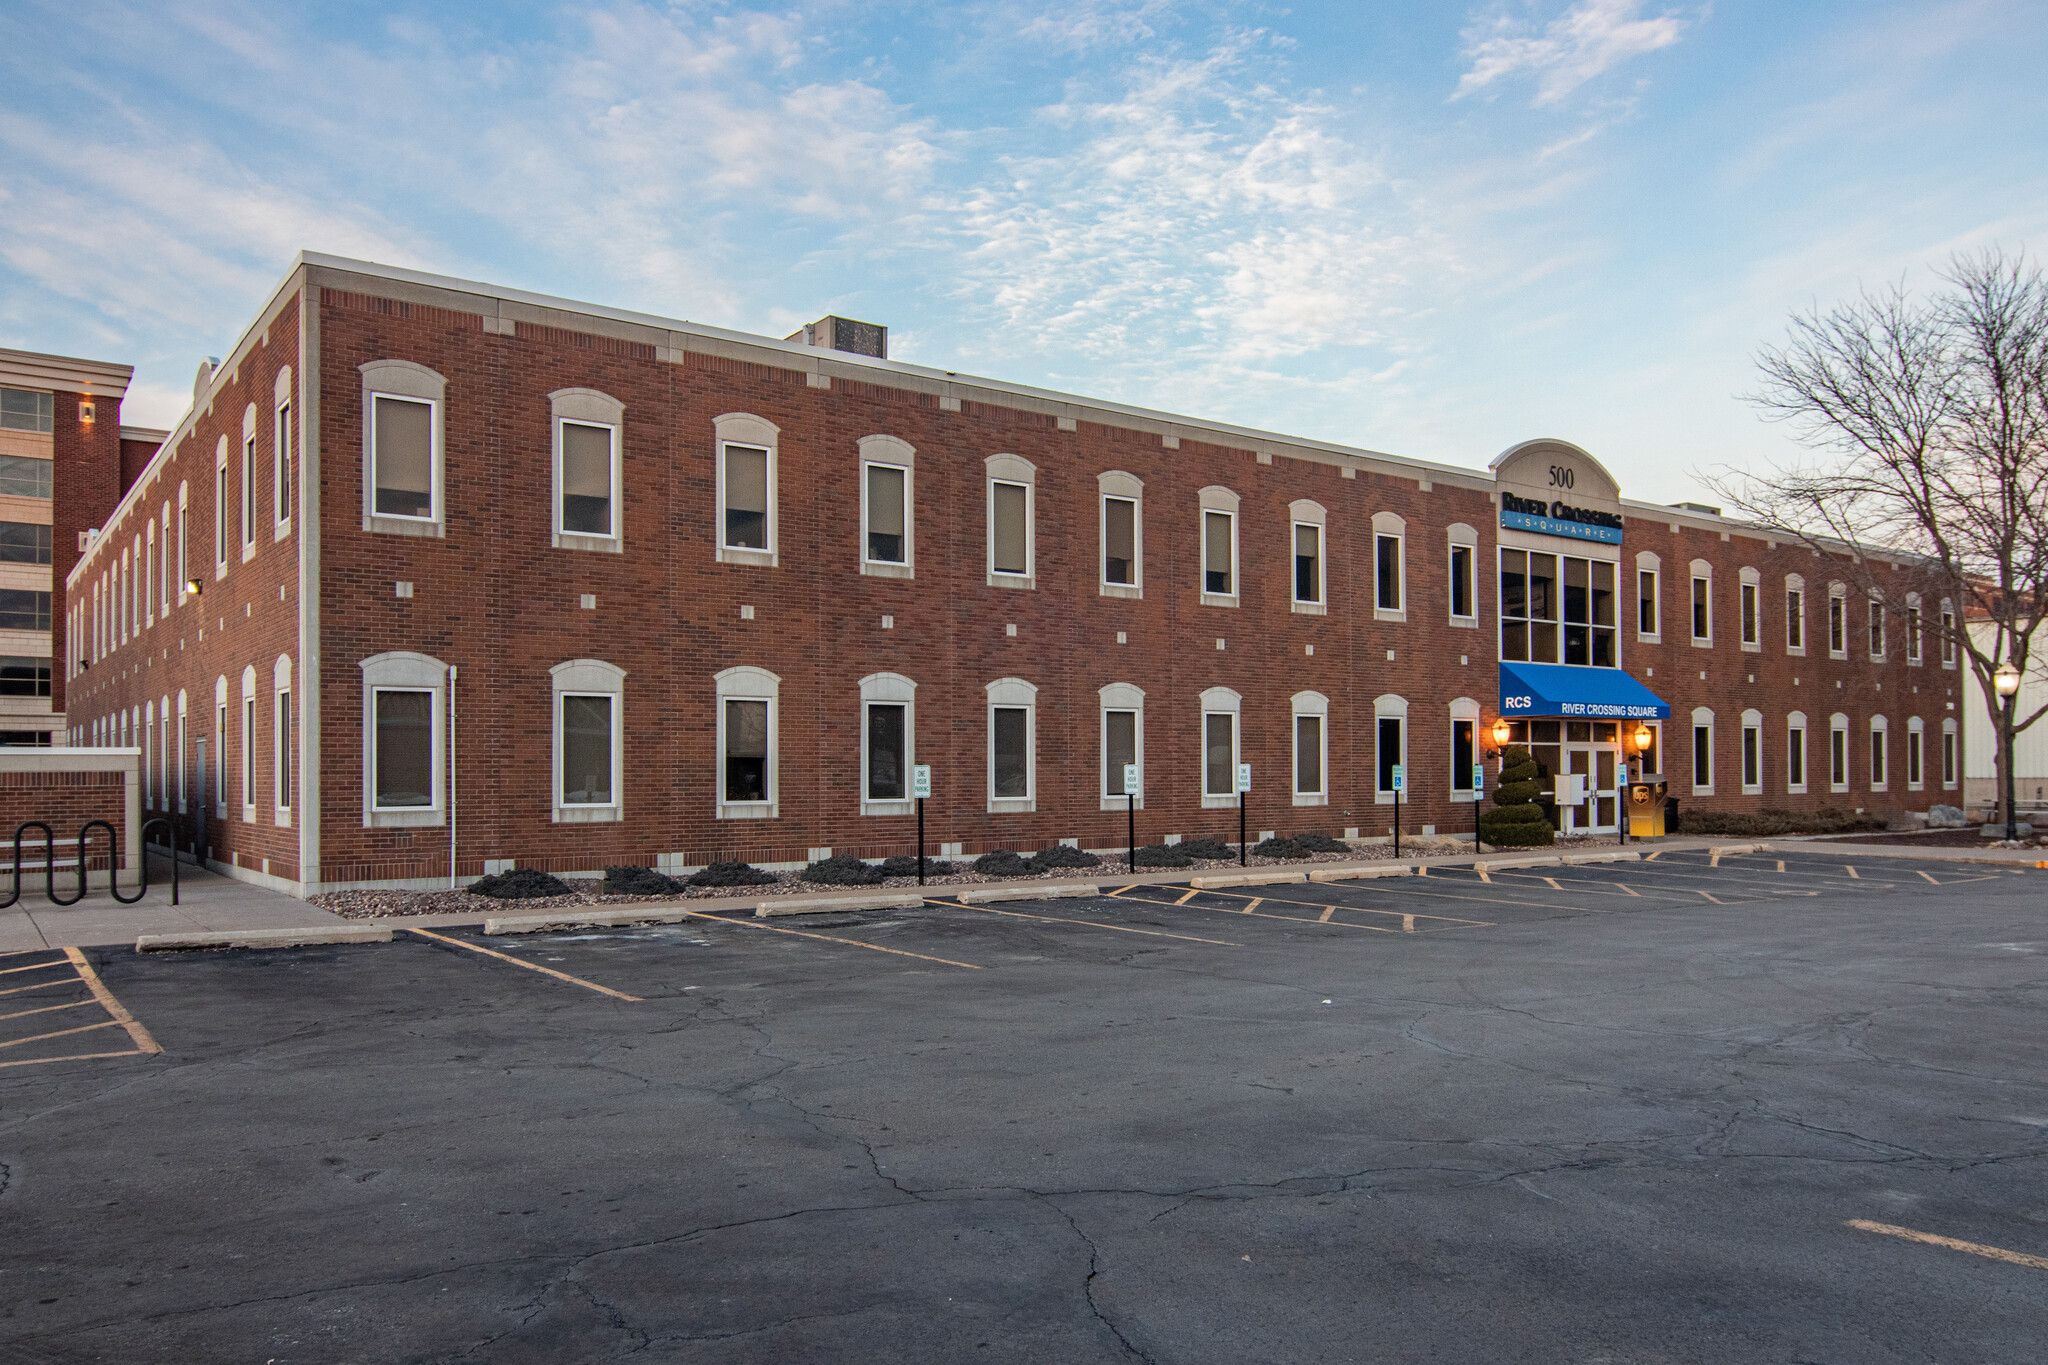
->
[0, 750, 139, 879]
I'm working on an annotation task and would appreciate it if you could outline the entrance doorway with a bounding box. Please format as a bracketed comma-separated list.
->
[1561, 728, 1620, 834]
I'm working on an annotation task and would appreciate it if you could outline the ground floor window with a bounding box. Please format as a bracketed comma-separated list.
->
[867, 703, 906, 801]
[373, 690, 435, 808]
[1692, 720, 1713, 795]
[724, 699, 769, 802]
[1868, 721, 1887, 791]
[1830, 718, 1849, 791]
[1906, 722, 1923, 789]
[1787, 720, 1806, 793]
[1104, 710, 1138, 797]
[560, 695, 615, 806]
[1204, 713, 1236, 797]
[992, 707, 1030, 798]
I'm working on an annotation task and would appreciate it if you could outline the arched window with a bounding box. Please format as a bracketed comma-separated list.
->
[716, 666, 780, 819]
[360, 652, 447, 827]
[1100, 682, 1145, 809]
[1200, 686, 1242, 806]
[859, 672, 917, 815]
[1292, 691, 1330, 804]
[988, 677, 1039, 811]
[1374, 694, 1409, 802]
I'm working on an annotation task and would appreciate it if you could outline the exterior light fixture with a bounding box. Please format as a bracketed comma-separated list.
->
[1490, 717, 1512, 749]
[184, 578, 203, 597]
[1632, 723, 1654, 753]
[1994, 661, 2021, 697]
[1993, 661, 2023, 841]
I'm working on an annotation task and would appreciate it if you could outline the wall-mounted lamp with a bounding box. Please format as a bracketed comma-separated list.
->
[184, 578, 203, 598]
[1632, 722, 1655, 754]
[79, 399, 96, 425]
[1489, 717, 1513, 757]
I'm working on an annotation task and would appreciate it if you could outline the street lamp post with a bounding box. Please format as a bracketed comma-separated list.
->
[1994, 661, 2022, 841]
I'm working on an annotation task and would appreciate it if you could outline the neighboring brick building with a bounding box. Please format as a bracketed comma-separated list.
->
[0, 346, 159, 748]
[62, 254, 1966, 893]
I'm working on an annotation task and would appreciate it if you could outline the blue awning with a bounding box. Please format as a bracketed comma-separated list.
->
[1498, 661, 1669, 720]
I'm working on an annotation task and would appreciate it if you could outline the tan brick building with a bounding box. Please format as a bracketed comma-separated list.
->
[63, 254, 1965, 893]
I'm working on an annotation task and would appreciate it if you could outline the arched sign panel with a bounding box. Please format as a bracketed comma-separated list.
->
[1491, 439, 1625, 545]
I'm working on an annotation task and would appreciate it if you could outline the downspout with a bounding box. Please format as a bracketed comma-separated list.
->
[449, 664, 458, 889]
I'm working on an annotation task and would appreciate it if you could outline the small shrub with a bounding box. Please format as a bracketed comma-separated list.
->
[1175, 837, 1235, 860]
[1131, 842, 1194, 868]
[1292, 832, 1351, 853]
[1031, 844, 1102, 870]
[1669, 806, 1888, 836]
[1252, 836, 1312, 860]
[1478, 807, 1554, 847]
[469, 867, 574, 899]
[688, 860, 780, 888]
[604, 865, 687, 896]
[879, 854, 959, 877]
[801, 854, 887, 886]
[973, 849, 1033, 878]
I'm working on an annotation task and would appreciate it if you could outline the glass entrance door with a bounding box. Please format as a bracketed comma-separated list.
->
[1560, 722, 1622, 834]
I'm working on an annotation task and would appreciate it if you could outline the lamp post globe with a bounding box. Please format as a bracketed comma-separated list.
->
[1993, 662, 2022, 840]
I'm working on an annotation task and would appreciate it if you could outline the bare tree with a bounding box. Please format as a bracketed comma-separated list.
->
[1707, 248, 2048, 834]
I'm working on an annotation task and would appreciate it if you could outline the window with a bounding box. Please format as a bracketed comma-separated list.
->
[1501, 550, 1614, 666]
[1785, 576, 1805, 653]
[1290, 500, 1327, 611]
[1636, 553, 1661, 640]
[1451, 698, 1480, 801]
[1868, 599, 1885, 659]
[362, 360, 447, 530]
[1739, 572, 1760, 649]
[553, 389, 623, 544]
[1292, 691, 1329, 805]
[1375, 695, 1408, 802]
[1829, 714, 1850, 791]
[1449, 525, 1479, 623]
[241, 428, 257, 554]
[274, 656, 292, 822]
[161, 505, 172, 614]
[177, 482, 189, 601]
[1906, 718, 1924, 790]
[1100, 470, 1142, 594]
[1868, 718, 1887, 790]
[1787, 713, 1808, 793]
[1691, 707, 1714, 794]
[1828, 586, 1847, 657]
[1201, 686, 1241, 808]
[1940, 602, 1957, 666]
[241, 666, 257, 819]
[711, 413, 779, 564]
[1373, 512, 1405, 616]
[1099, 682, 1145, 809]
[716, 666, 780, 818]
[0, 523, 50, 564]
[1565, 558, 1617, 666]
[145, 521, 155, 625]
[987, 454, 1037, 587]
[1690, 563, 1711, 643]
[176, 691, 187, 814]
[0, 658, 51, 697]
[551, 660, 624, 820]
[1500, 549, 1553, 663]
[1906, 598, 1922, 664]
[1198, 487, 1238, 604]
[0, 389, 54, 433]
[0, 456, 51, 500]
[859, 671, 917, 815]
[865, 463, 908, 564]
[214, 437, 229, 571]
[1741, 710, 1762, 793]
[275, 385, 292, 529]
[1941, 720, 1958, 788]
[987, 677, 1038, 812]
[0, 591, 51, 631]
[361, 652, 446, 824]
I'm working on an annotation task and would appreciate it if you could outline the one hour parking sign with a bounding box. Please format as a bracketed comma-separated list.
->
[1236, 764, 1251, 794]
[912, 765, 932, 799]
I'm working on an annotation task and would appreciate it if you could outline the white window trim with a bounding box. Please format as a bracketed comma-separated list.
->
[273, 366, 293, 540]
[361, 652, 447, 827]
[240, 402, 258, 563]
[715, 665, 781, 819]
[1099, 682, 1146, 811]
[551, 388, 626, 553]
[177, 481, 189, 605]
[176, 689, 188, 815]
[1906, 716, 1925, 791]
[859, 435, 916, 580]
[1374, 694, 1409, 804]
[987, 676, 1038, 813]
[1291, 690, 1330, 805]
[214, 436, 228, 579]
[240, 665, 258, 822]
[1904, 592, 1923, 665]
[1829, 713, 1851, 793]
[1941, 718, 1959, 788]
[1691, 705, 1715, 795]
[1786, 712, 1809, 795]
[214, 675, 228, 819]
[1372, 511, 1407, 622]
[1290, 499, 1327, 615]
[1738, 567, 1761, 652]
[1450, 696, 1481, 802]
[1785, 574, 1806, 656]
[859, 671, 917, 816]
[1198, 486, 1239, 608]
[553, 660, 625, 823]
[713, 413, 779, 567]
[1868, 598, 1887, 662]
[1868, 715, 1889, 792]
[1098, 471, 1143, 599]
[361, 360, 447, 537]
[273, 654, 292, 827]
[144, 520, 156, 628]
[1448, 523, 1479, 628]
[1689, 560, 1713, 646]
[1740, 708, 1763, 794]
[1939, 602, 1957, 668]
[1635, 552, 1662, 643]
[1828, 584, 1848, 659]
[1200, 685, 1243, 808]
[986, 453, 1037, 589]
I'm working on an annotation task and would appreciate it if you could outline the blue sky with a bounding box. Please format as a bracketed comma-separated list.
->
[3, 0, 2045, 503]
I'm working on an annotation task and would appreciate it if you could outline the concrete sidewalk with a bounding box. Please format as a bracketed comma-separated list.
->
[0, 853, 347, 951]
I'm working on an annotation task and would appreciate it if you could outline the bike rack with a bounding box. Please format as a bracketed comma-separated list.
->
[2, 817, 181, 908]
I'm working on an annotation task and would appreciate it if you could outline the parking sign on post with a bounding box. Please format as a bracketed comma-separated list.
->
[1391, 764, 1405, 793]
[1236, 764, 1251, 794]
[1235, 764, 1251, 865]
[1473, 763, 1485, 792]
[912, 766, 932, 799]
[1123, 764, 1140, 796]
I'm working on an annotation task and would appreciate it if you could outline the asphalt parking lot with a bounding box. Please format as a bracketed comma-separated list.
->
[1, 848, 2043, 1363]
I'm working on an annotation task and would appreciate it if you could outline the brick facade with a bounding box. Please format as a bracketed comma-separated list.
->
[64, 256, 1964, 893]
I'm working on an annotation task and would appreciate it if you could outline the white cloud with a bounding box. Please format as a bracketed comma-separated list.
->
[1455, 0, 1689, 106]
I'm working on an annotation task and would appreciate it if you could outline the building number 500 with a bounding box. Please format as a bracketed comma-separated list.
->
[1548, 465, 1575, 489]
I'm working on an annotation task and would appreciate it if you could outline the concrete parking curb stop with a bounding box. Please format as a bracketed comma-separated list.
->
[484, 908, 696, 935]
[1560, 851, 1640, 865]
[758, 893, 927, 918]
[1471, 856, 1562, 874]
[1190, 870, 1308, 889]
[137, 926, 394, 952]
[957, 883, 1101, 904]
[1309, 864, 1416, 883]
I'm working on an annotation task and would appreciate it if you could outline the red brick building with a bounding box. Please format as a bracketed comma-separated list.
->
[63, 254, 1966, 893]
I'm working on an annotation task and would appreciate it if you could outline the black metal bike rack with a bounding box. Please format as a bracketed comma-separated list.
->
[2, 817, 180, 909]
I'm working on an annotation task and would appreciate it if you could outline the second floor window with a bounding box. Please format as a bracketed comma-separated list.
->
[1740, 582, 1759, 644]
[1691, 576, 1710, 641]
[722, 444, 770, 550]
[1202, 510, 1233, 596]
[865, 463, 907, 564]
[1787, 589, 1804, 649]
[1294, 523, 1322, 605]
[1103, 496, 1137, 586]
[990, 481, 1030, 577]
[558, 421, 616, 537]
[1637, 569, 1658, 636]
[372, 396, 435, 519]
[0, 522, 51, 564]
[1450, 544, 1474, 619]
[0, 456, 51, 499]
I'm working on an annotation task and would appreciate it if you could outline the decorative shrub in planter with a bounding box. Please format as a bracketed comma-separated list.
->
[972, 849, 1033, 878]
[604, 865, 687, 896]
[879, 854, 959, 877]
[469, 867, 574, 899]
[1175, 837, 1235, 860]
[800, 854, 887, 886]
[1131, 842, 1195, 868]
[688, 860, 780, 888]
[1292, 832, 1351, 853]
[1251, 836, 1312, 859]
[1479, 744, 1555, 848]
[1030, 844, 1102, 871]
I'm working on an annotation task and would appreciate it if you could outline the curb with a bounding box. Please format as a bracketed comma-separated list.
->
[1309, 864, 1415, 883]
[484, 908, 696, 935]
[957, 882, 1101, 904]
[137, 925, 393, 953]
[1709, 843, 1772, 858]
[1471, 855, 1562, 874]
[1189, 870, 1307, 889]
[1560, 851, 1641, 865]
[758, 892, 926, 918]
